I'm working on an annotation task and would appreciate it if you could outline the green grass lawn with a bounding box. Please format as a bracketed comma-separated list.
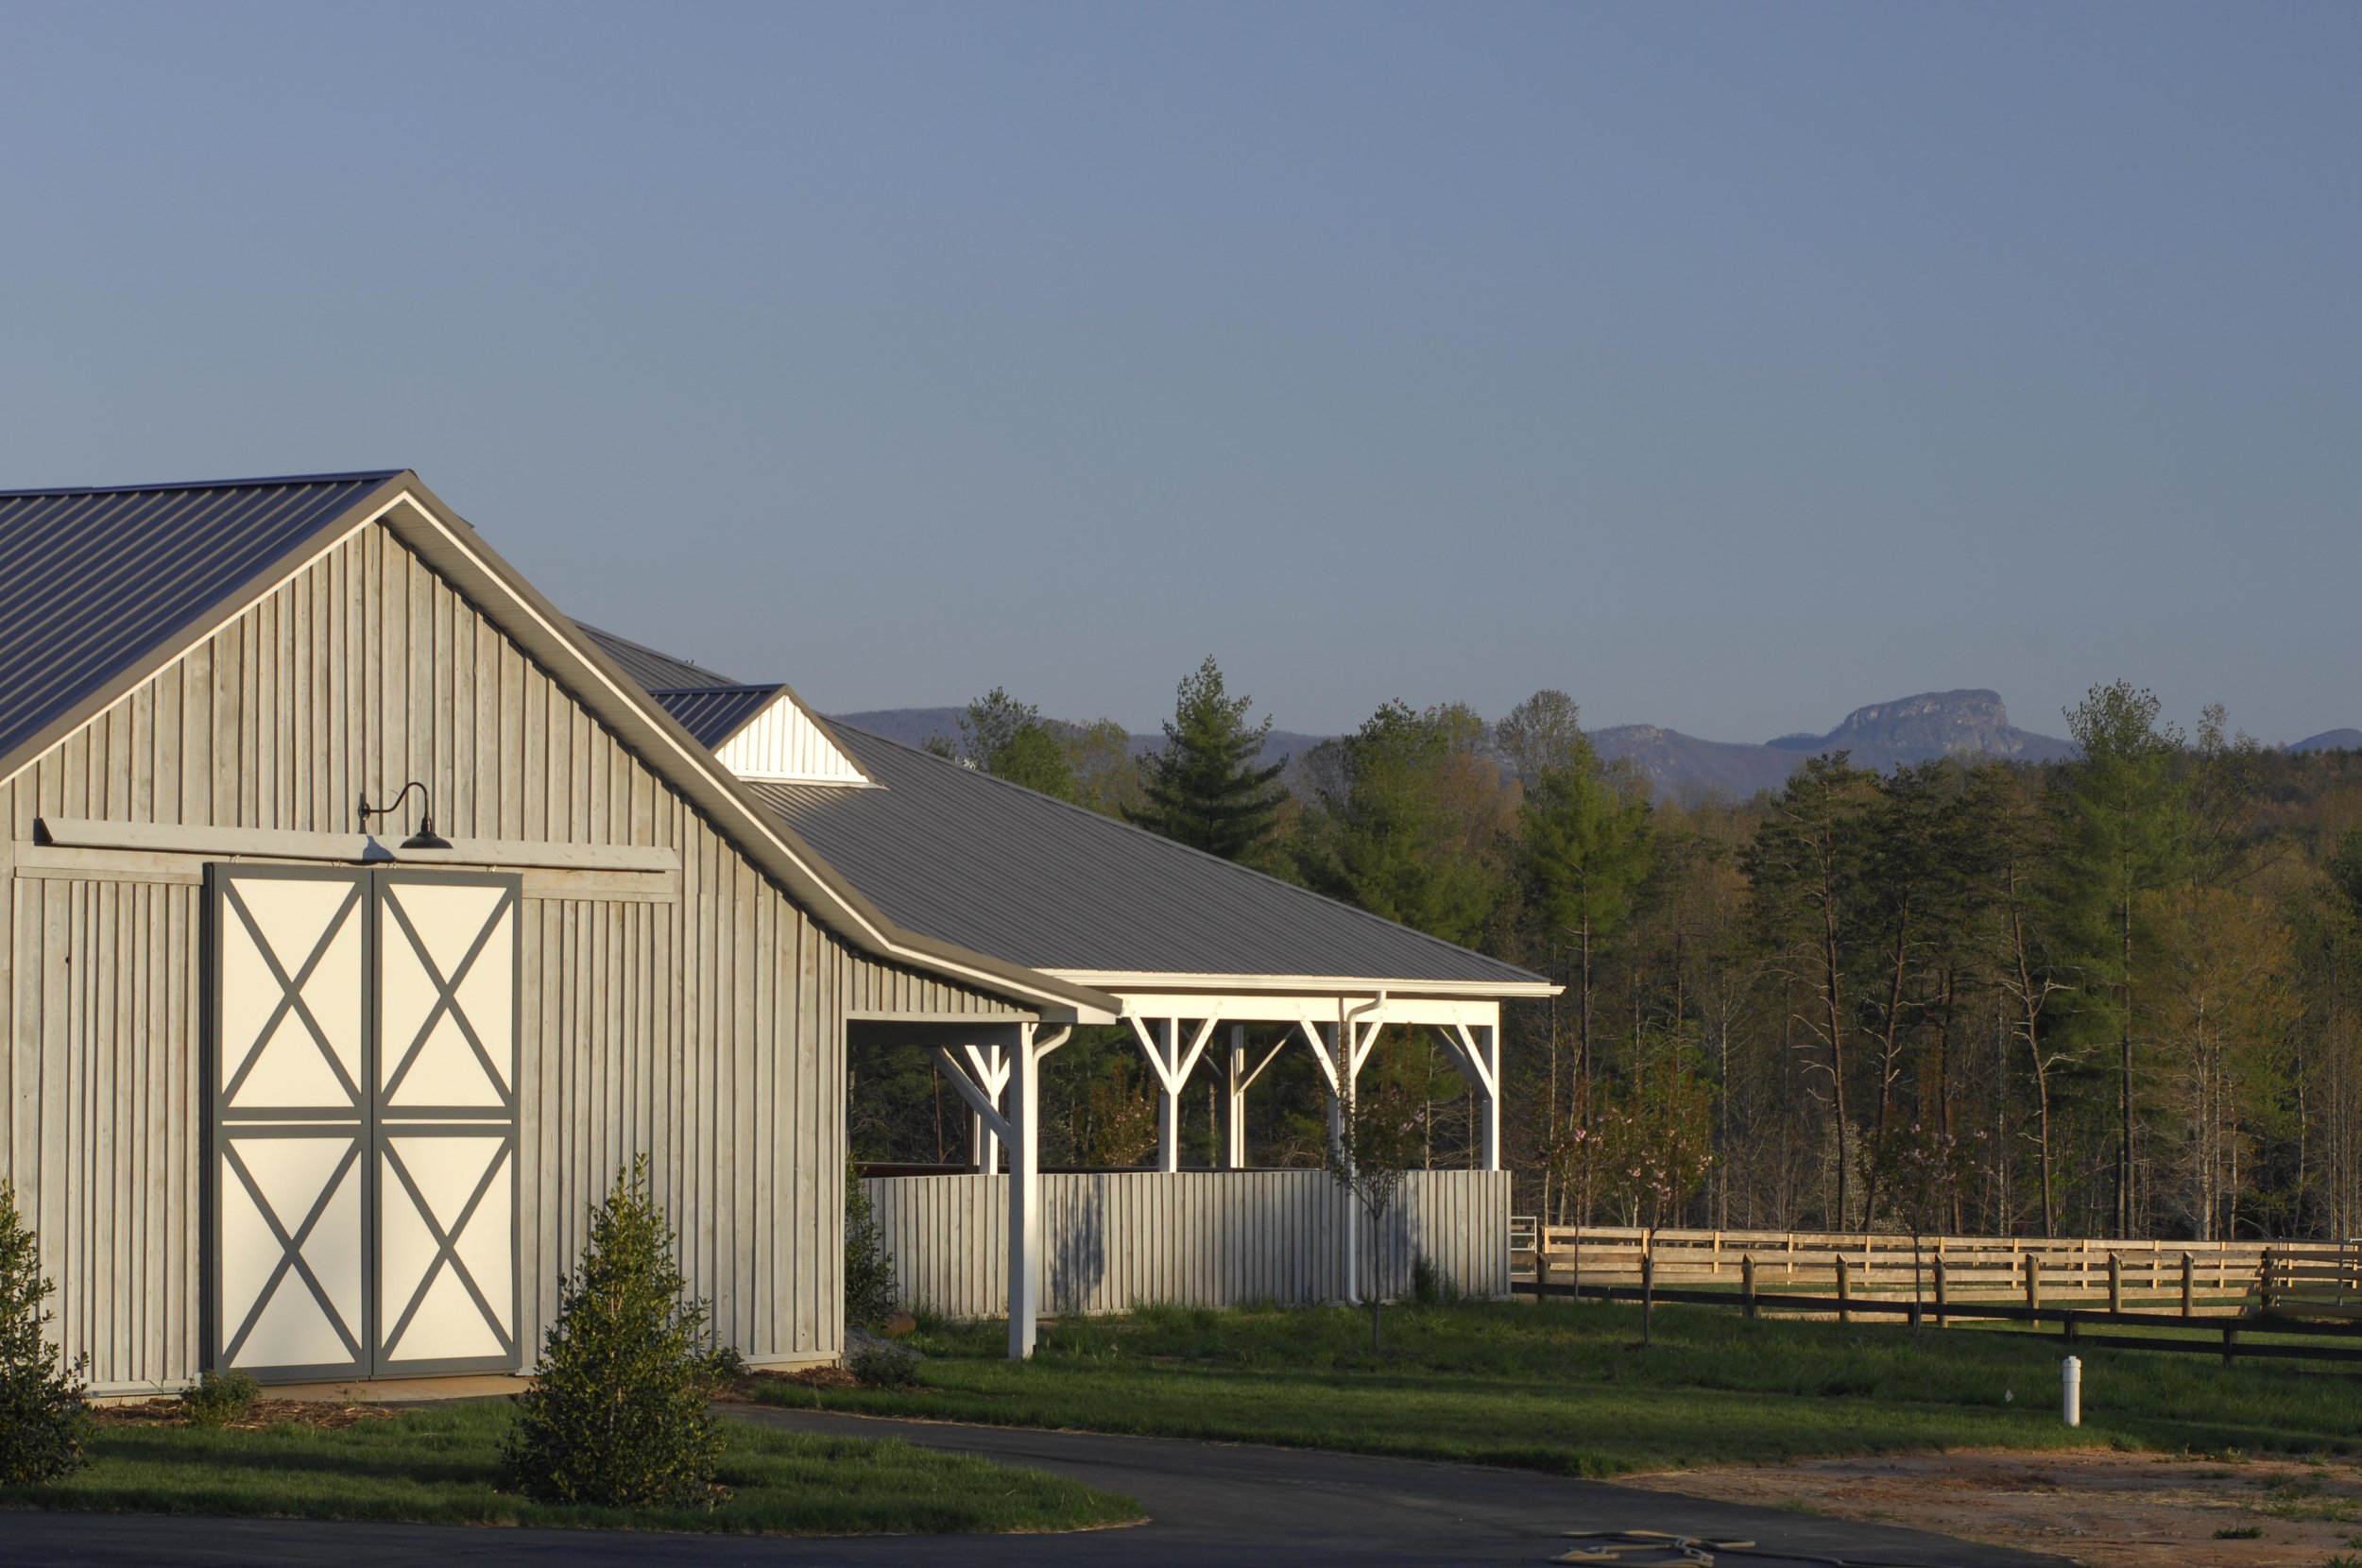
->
[745, 1297, 2362, 1478]
[0, 1400, 1140, 1536]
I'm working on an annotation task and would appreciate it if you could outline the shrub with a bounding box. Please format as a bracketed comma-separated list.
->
[0, 1180, 86, 1483]
[179, 1369, 262, 1427]
[844, 1165, 897, 1332]
[847, 1339, 920, 1388]
[502, 1157, 724, 1508]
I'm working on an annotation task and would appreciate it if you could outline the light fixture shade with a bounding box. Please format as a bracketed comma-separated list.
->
[400, 814, 453, 852]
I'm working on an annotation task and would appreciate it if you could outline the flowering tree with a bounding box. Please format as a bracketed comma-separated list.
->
[1598, 1029, 1714, 1346]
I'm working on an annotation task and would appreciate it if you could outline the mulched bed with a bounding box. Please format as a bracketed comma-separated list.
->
[735, 1366, 861, 1394]
[90, 1397, 402, 1433]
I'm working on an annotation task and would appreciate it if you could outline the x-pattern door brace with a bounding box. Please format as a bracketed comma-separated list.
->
[377, 1136, 515, 1360]
[377, 886, 516, 1109]
[218, 1138, 364, 1366]
[218, 878, 366, 1108]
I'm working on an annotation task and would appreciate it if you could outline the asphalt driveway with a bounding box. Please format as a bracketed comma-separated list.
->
[2, 1406, 2068, 1567]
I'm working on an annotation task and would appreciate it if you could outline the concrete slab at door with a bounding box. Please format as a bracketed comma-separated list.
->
[210, 866, 372, 1381]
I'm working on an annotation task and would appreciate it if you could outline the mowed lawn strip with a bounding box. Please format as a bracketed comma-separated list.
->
[0, 1400, 1141, 1535]
[745, 1300, 2362, 1476]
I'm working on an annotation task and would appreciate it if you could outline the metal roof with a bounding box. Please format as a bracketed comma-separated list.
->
[0, 472, 401, 764]
[647, 683, 784, 747]
[753, 724, 1547, 990]
[575, 622, 738, 691]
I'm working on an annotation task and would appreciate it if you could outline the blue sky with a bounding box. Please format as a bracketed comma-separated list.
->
[2, 3, 2353, 742]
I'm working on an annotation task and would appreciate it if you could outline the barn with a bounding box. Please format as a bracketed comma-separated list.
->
[0, 469, 1549, 1392]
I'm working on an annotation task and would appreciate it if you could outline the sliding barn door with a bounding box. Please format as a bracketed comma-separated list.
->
[209, 864, 520, 1382]
[209, 866, 372, 1380]
[372, 872, 519, 1375]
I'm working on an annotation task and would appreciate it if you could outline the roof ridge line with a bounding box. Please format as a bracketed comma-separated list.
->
[0, 469, 406, 500]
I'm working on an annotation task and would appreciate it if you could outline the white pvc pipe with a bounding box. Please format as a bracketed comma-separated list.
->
[2062, 1355, 2081, 1427]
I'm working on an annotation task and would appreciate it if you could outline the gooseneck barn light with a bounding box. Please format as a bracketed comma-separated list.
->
[355, 782, 453, 851]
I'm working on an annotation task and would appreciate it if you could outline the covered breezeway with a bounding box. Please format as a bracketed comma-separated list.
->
[609, 633, 1557, 1359]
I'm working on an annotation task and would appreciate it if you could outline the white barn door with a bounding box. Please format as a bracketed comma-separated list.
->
[209, 865, 520, 1382]
[372, 872, 519, 1375]
[211, 866, 371, 1380]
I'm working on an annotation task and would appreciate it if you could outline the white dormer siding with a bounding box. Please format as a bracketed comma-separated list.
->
[716, 691, 872, 785]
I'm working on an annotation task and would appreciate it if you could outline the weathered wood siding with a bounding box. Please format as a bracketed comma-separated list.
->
[863, 1169, 1512, 1320]
[0, 520, 1011, 1391]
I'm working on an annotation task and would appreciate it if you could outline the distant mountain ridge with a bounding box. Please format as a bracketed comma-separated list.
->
[830, 690, 2352, 802]
[1594, 689, 2076, 801]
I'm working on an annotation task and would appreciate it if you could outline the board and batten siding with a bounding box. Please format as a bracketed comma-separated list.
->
[862, 1169, 1512, 1321]
[0, 520, 1013, 1392]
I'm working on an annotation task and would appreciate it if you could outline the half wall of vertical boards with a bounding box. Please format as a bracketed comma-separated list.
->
[863, 1168, 1512, 1320]
[0, 519, 1013, 1393]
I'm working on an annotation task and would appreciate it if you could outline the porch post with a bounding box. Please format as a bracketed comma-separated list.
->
[1224, 1023, 1249, 1169]
[971, 1041, 1005, 1176]
[1005, 1024, 1070, 1359]
[1474, 1023, 1501, 1171]
[1154, 1017, 1182, 1174]
[1322, 1018, 1357, 1304]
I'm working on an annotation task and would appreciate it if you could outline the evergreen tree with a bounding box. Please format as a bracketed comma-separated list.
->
[504, 1158, 724, 1509]
[1297, 701, 1505, 948]
[953, 688, 1078, 800]
[843, 1165, 899, 1331]
[0, 1181, 84, 1484]
[1127, 656, 1287, 861]
[2060, 680, 2188, 1237]
[1513, 717, 1653, 1215]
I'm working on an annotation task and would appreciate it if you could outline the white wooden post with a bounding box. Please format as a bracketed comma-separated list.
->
[1007, 1025, 1041, 1360]
[1155, 1016, 1182, 1173]
[1224, 1023, 1249, 1169]
[1477, 1023, 1500, 1171]
[971, 1041, 1005, 1176]
[1322, 1017, 1356, 1304]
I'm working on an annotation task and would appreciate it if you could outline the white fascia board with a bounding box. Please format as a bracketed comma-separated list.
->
[1047, 969, 1557, 1001]
[1099, 990, 1505, 1031]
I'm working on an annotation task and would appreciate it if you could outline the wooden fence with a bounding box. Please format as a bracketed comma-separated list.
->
[864, 1169, 1512, 1321]
[1514, 1224, 2362, 1318]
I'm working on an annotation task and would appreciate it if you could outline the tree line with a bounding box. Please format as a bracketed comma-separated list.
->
[848, 664, 2362, 1244]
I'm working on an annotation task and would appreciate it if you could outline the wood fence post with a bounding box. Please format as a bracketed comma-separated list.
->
[2259, 1251, 2275, 1316]
[1536, 1246, 1551, 1302]
[2024, 1253, 2041, 1320]
[1837, 1256, 1853, 1325]
[1742, 1254, 1758, 1320]
[2222, 1322, 2237, 1369]
[2182, 1253, 2196, 1318]
[1642, 1251, 1655, 1348]
[1935, 1254, 1949, 1329]
[2108, 1253, 2122, 1315]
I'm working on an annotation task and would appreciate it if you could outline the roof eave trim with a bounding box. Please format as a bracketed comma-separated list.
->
[1041, 969, 1562, 999]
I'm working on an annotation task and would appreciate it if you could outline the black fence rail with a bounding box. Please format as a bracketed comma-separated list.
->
[1511, 1275, 2362, 1367]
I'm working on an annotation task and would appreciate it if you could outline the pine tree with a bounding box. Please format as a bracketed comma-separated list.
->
[0, 1181, 85, 1484]
[504, 1158, 724, 1509]
[1127, 657, 1287, 861]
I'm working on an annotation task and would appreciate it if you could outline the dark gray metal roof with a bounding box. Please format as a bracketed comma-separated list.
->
[647, 684, 784, 747]
[0, 471, 400, 765]
[753, 724, 1546, 989]
[574, 622, 738, 691]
